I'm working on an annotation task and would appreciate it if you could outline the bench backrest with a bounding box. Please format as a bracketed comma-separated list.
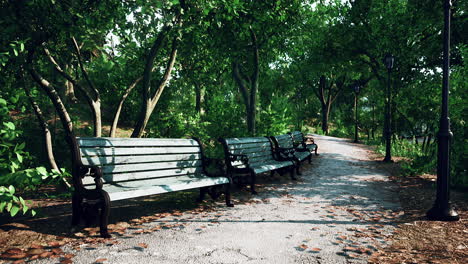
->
[289, 131, 305, 145]
[77, 137, 204, 185]
[271, 134, 294, 149]
[219, 137, 274, 169]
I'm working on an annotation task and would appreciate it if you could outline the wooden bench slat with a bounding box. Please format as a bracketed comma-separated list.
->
[224, 137, 270, 144]
[80, 146, 201, 157]
[78, 137, 198, 147]
[229, 147, 272, 156]
[227, 142, 271, 150]
[252, 161, 293, 174]
[82, 167, 203, 185]
[99, 160, 203, 174]
[104, 175, 230, 201]
[81, 153, 202, 166]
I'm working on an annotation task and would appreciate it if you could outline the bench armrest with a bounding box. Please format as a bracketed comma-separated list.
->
[228, 153, 249, 165]
[75, 165, 104, 189]
[275, 147, 295, 160]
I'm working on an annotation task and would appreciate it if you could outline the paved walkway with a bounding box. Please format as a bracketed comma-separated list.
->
[35, 135, 401, 264]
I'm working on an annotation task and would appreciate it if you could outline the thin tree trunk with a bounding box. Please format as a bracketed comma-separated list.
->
[109, 77, 143, 137]
[195, 82, 203, 115]
[24, 85, 71, 188]
[64, 64, 78, 103]
[71, 37, 102, 137]
[131, 29, 178, 138]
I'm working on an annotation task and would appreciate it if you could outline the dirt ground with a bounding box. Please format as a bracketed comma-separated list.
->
[0, 143, 467, 264]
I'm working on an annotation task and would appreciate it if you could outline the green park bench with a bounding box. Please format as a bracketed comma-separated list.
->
[289, 131, 319, 156]
[218, 137, 295, 194]
[270, 134, 312, 175]
[68, 136, 233, 238]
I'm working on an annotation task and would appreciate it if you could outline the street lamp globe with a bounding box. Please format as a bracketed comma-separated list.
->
[353, 82, 360, 94]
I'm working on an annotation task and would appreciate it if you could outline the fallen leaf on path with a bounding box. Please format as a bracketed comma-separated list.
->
[60, 259, 73, 264]
[95, 258, 107, 263]
[138, 243, 148, 248]
[5, 248, 23, 254]
[309, 248, 321, 252]
[299, 244, 308, 250]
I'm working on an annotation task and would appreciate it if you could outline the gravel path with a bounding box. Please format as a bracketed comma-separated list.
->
[33, 135, 401, 264]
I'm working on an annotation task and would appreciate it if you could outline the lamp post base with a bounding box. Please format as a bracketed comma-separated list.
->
[427, 204, 460, 221]
[382, 157, 393, 163]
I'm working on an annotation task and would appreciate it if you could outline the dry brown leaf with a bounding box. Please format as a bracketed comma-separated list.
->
[39, 251, 53, 258]
[5, 248, 23, 254]
[52, 248, 63, 255]
[60, 259, 73, 264]
[299, 244, 308, 250]
[7, 253, 28, 259]
[137, 243, 148, 248]
[48, 241, 62, 247]
[64, 253, 75, 258]
[26, 248, 45, 255]
[310, 248, 321, 251]
[12, 260, 25, 264]
[95, 258, 107, 263]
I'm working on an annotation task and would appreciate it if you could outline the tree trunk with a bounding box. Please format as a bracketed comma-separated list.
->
[321, 103, 330, 135]
[195, 82, 203, 115]
[64, 64, 78, 103]
[131, 29, 178, 138]
[92, 100, 102, 137]
[231, 27, 259, 136]
[109, 77, 143, 137]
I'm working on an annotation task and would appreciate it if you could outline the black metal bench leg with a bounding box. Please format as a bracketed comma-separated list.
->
[99, 193, 111, 238]
[296, 164, 302, 176]
[250, 171, 258, 195]
[224, 184, 234, 207]
[71, 192, 82, 231]
[314, 146, 319, 156]
[290, 167, 297, 181]
[197, 187, 208, 203]
[308, 154, 312, 164]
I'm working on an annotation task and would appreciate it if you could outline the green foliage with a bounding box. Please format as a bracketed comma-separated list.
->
[0, 185, 35, 217]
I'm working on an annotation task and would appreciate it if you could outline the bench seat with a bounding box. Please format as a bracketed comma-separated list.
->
[270, 134, 312, 175]
[219, 137, 295, 194]
[102, 175, 230, 201]
[289, 131, 318, 155]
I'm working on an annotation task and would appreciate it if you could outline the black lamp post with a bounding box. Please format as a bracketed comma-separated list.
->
[383, 53, 394, 162]
[426, 0, 459, 221]
[353, 82, 360, 143]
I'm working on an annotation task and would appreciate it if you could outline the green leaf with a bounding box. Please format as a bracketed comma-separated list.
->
[10, 205, 20, 216]
[6, 202, 12, 212]
[4, 122, 15, 130]
[0, 201, 6, 212]
[8, 185, 15, 194]
[16, 153, 23, 163]
[36, 166, 48, 176]
[16, 142, 25, 150]
[22, 205, 28, 214]
[19, 196, 25, 206]
[31, 209, 36, 216]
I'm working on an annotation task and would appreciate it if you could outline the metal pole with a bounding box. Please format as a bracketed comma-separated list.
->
[427, 0, 459, 221]
[354, 93, 359, 143]
[383, 69, 392, 162]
